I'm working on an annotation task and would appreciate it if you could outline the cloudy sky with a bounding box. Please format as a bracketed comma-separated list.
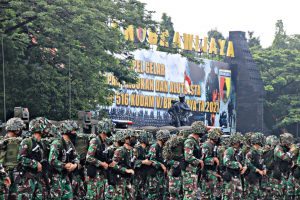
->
[140, 0, 300, 47]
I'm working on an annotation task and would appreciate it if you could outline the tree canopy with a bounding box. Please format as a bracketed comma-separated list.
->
[0, 0, 156, 120]
[250, 20, 300, 134]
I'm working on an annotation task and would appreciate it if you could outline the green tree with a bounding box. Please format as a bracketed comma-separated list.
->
[252, 48, 300, 133]
[247, 31, 262, 49]
[272, 20, 288, 49]
[207, 29, 225, 42]
[0, 0, 156, 120]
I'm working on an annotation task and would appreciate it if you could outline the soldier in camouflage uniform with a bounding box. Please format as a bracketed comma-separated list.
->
[17, 117, 50, 200]
[105, 132, 121, 199]
[261, 135, 280, 199]
[163, 130, 189, 200]
[63, 120, 85, 200]
[223, 133, 246, 200]
[110, 130, 135, 200]
[201, 129, 222, 200]
[182, 121, 205, 200]
[274, 133, 299, 199]
[147, 129, 170, 200]
[244, 132, 266, 200]
[0, 117, 25, 199]
[0, 163, 10, 200]
[85, 121, 110, 200]
[133, 130, 151, 199]
[48, 121, 80, 200]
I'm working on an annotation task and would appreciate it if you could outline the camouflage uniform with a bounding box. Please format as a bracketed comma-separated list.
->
[244, 132, 265, 200]
[133, 131, 150, 200]
[163, 134, 187, 200]
[85, 121, 109, 200]
[261, 135, 280, 199]
[147, 130, 170, 200]
[17, 117, 49, 200]
[0, 117, 25, 200]
[201, 129, 222, 200]
[111, 130, 135, 200]
[105, 143, 118, 200]
[48, 122, 80, 200]
[223, 133, 244, 200]
[274, 133, 299, 199]
[182, 121, 206, 200]
[0, 165, 9, 200]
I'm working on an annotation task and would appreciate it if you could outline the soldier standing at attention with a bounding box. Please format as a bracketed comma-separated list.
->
[201, 129, 222, 200]
[223, 133, 246, 200]
[244, 132, 266, 200]
[85, 121, 110, 200]
[147, 130, 170, 200]
[0, 117, 25, 199]
[182, 121, 205, 200]
[17, 117, 50, 199]
[274, 133, 298, 199]
[110, 130, 135, 200]
[133, 131, 152, 200]
[48, 121, 80, 199]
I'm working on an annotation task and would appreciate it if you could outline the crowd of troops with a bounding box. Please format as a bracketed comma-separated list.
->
[0, 116, 300, 200]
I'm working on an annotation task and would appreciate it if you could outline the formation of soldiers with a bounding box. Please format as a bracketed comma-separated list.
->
[0, 116, 300, 200]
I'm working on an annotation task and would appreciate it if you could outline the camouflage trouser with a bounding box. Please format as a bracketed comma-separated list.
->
[17, 172, 48, 200]
[105, 184, 115, 200]
[223, 176, 243, 200]
[50, 173, 73, 200]
[71, 173, 86, 200]
[133, 174, 148, 199]
[85, 172, 106, 200]
[244, 180, 263, 200]
[112, 176, 134, 200]
[201, 169, 220, 200]
[147, 171, 167, 200]
[168, 172, 182, 200]
[182, 170, 198, 200]
[0, 178, 9, 200]
[286, 175, 300, 199]
[263, 177, 284, 200]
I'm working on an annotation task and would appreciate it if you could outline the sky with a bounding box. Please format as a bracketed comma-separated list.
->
[140, 0, 300, 47]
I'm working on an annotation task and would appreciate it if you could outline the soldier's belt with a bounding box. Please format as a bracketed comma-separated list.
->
[204, 165, 217, 171]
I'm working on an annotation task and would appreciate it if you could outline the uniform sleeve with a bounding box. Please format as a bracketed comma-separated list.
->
[184, 139, 200, 166]
[223, 148, 239, 169]
[48, 140, 65, 172]
[17, 138, 38, 170]
[112, 148, 127, 173]
[86, 138, 102, 167]
[245, 151, 257, 172]
[133, 147, 143, 168]
[202, 143, 214, 165]
[274, 145, 293, 162]
[148, 144, 162, 169]
[70, 143, 80, 165]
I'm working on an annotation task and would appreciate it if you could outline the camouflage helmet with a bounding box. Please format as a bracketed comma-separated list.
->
[245, 132, 254, 145]
[102, 118, 115, 134]
[115, 130, 126, 143]
[230, 132, 243, 145]
[191, 121, 206, 135]
[266, 135, 279, 147]
[138, 130, 149, 144]
[126, 129, 135, 138]
[180, 129, 193, 139]
[250, 132, 265, 145]
[156, 130, 171, 141]
[280, 133, 294, 146]
[5, 117, 25, 132]
[68, 120, 79, 131]
[96, 121, 110, 134]
[208, 129, 221, 140]
[220, 135, 231, 146]
[60, 121, 75, 135]
[29, 117, 50, 134]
